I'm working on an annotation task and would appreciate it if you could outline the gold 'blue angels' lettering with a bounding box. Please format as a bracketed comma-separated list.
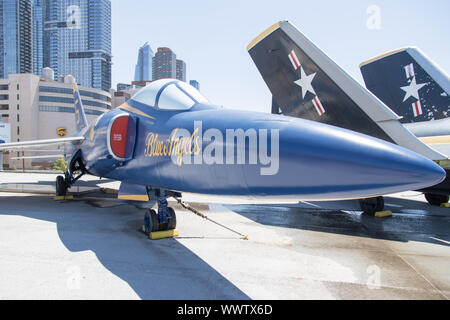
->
[144, 128, 200, 166]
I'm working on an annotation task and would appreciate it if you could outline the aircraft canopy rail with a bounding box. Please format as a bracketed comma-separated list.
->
[131, 79, 209, 111]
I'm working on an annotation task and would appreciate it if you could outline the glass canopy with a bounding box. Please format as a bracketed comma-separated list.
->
[131, 79, 209, 110]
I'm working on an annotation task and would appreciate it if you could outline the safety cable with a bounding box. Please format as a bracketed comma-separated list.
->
[173, 197, 248, 240]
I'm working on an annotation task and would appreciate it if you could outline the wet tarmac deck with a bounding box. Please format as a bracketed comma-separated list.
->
[0, 172, 449, 299]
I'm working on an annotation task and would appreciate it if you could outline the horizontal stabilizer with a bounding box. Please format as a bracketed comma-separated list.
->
[247, 21, 445, 161]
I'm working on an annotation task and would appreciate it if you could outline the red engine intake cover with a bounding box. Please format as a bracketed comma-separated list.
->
[110, 116, 129, 159]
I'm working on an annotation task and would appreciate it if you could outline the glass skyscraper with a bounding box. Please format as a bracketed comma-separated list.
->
[0, 0, 33, 78]
[32, 0, 44, 75]
[134, 42, 153, 82]
[41, 0, 112, 92]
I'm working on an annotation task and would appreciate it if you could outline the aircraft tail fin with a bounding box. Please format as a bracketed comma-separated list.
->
[360, 47, 450, 123]
[73, 82, 88, 132]
[247, 21, 445, 160]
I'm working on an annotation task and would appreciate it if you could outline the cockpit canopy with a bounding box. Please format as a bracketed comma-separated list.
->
[130, 79, 209, 111]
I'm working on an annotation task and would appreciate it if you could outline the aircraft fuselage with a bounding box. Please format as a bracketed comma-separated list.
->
[77, 100, 445, 201]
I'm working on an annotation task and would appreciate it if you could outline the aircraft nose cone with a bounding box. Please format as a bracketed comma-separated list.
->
[247, 117, 446, 200]
[368, 144, 445, 191]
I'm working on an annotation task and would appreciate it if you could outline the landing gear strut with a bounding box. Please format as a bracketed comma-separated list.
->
[359, 196, 384, 216]
[143, 189, 177, 233]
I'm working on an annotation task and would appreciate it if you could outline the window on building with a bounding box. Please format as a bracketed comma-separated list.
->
[39, 105, 104, 116]
[17, 94, 19, 100]
[0, 105, 8, 110]
[17, 114, 19, 122]
[39, 86, 72, 95]
[17, 127, 20, 135]
[17, 104, 19, 110]
[0, 85, 8, 90]
[39, 96, 109, 109]
[17, 84, 19, 90]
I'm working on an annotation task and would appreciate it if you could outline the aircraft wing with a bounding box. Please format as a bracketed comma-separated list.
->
[247, 21, 446, 161]
[0, 137, 84, 151]
[9, 155, 66, 160]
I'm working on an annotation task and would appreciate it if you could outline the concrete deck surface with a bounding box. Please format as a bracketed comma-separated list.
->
[0, 172, 448, 299]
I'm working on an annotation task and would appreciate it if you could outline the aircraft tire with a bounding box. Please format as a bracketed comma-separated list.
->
[167, 207, 177, 230]
[359, 197, 384, 216]
[145, 209, 159, 233]
[56, 176, 67, 196]
[376, 196, 384, 212]
[424, 193, 449, 206]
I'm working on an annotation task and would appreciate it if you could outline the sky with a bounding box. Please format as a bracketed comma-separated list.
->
[111, 0, 450, 113]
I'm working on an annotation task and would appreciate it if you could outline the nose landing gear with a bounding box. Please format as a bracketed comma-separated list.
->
[55, 151, 86, 197]
[143, 189, 177, 235]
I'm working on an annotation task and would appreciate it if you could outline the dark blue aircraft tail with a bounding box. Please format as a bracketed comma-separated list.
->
[73, 82, 88, 132]
[247, 21, 444, 160]
[360, 47, 450, 124]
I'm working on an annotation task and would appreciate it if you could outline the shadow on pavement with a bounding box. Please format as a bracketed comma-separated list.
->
[0, 195, 249, 300]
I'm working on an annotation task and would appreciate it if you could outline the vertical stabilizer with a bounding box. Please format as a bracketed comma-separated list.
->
[73, 83, 88, 132]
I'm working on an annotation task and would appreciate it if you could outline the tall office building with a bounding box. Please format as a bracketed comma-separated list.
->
[0, 0, 33, 78]
[134, 42, 153, 82]
[176, 59, 186, 82]
[42, 0, 112, 92]
[152, 47, 176, 81]
[32, 0, 44, 75]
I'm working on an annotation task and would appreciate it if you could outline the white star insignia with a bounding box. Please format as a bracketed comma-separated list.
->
[294, 68, 317, 99]
[400, 76, 427, 102]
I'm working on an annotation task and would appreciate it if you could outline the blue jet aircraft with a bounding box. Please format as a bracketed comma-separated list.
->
[0, 78, 445, 232]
